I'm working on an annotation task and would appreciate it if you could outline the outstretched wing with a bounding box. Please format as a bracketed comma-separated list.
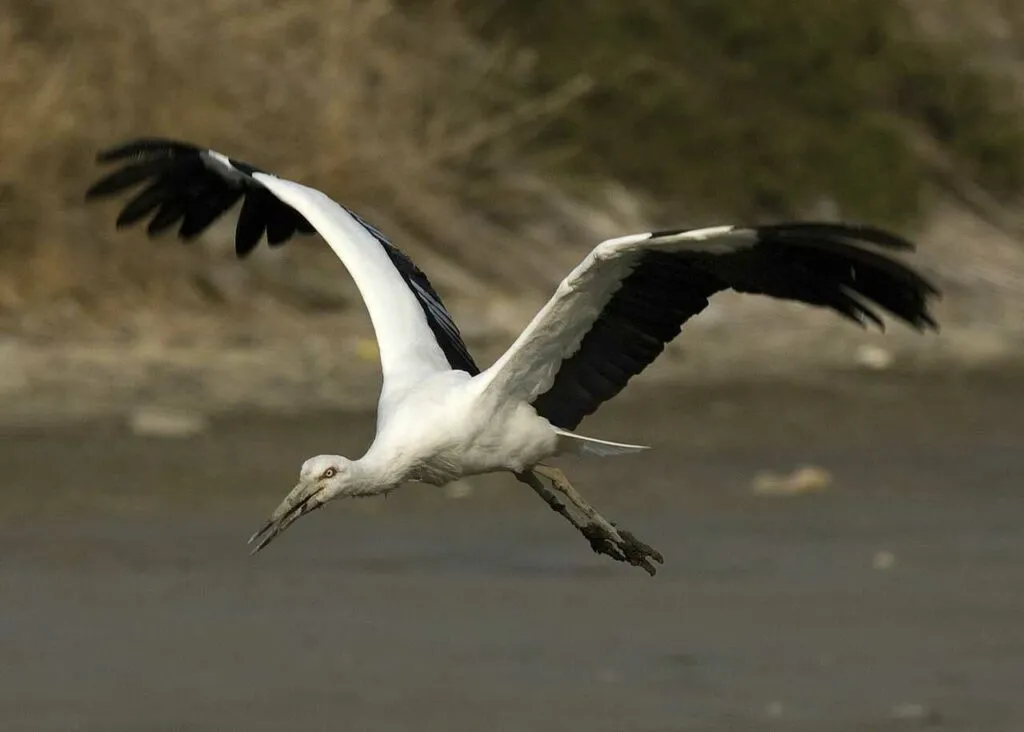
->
[86, 138, 479, 389]
[481, 223, 939, 430]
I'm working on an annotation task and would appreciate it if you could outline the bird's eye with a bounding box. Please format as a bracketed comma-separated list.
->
[321, 467, 337, 480]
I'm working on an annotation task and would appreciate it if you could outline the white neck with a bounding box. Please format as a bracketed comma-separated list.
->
[346, 446, 408, 497]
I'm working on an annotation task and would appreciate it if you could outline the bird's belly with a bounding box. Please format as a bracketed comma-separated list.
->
[476, 402, 560, 468]
[403, 402, 559, 484]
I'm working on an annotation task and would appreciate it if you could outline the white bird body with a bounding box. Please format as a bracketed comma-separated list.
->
[368, 369, 561, 487]
[87, 138, 940, 573]
[257, 171, 640, 487]
[258, 172, 620, 488]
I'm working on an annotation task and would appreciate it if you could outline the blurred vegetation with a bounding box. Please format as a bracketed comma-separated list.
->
[2, 0, 1024, 317]
[459, 0, 1024, 225]
[0, 0, 561, 313]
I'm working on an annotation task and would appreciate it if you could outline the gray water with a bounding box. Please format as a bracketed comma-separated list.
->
[2, 371, 1022, 731]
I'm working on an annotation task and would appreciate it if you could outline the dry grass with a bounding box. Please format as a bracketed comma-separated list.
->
[0, 0, 599, 323]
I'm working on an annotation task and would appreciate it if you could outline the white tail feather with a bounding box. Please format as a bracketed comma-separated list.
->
[555, 429, 650, 457]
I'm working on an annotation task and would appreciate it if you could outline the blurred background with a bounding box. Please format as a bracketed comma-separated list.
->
[2, 1, 1024, 730]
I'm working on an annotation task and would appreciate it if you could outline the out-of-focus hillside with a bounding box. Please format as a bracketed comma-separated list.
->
[3, 0, 1024, 422]
[462, 0, 1024, 223]
[0, 0, 586, 313]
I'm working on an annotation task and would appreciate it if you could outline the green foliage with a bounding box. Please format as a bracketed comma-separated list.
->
[459, 0, 1024, 225]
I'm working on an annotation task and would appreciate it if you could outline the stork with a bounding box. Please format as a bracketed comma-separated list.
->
[87, 138, 940, 574]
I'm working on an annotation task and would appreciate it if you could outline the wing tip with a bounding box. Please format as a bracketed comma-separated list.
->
[95, 137, 197, 164]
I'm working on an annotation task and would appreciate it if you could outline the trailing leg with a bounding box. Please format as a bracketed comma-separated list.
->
[518, 467, 664, 575]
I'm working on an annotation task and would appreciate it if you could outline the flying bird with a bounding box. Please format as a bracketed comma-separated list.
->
[86, 138, 940, 574]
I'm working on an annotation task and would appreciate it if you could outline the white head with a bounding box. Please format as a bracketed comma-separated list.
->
[248, 453, 356, 552]
[298, 454, 354, 499]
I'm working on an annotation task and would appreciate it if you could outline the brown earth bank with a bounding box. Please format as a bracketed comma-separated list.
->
[6, 0, 1024, 432]
[3, 198, 1024, 428]
[1, 370, 1022, 731]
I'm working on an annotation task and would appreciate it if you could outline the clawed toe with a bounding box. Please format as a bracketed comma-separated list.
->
[616, 526, 665, 565]
[581, 524, 627, 562]
[581, 522, 664, 575]
[619, 532, 663, 576]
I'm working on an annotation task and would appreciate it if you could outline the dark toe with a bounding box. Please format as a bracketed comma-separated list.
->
[618, 528, 665, 564]
[581, 523, 627, 561]
[581, 522, 662, 573]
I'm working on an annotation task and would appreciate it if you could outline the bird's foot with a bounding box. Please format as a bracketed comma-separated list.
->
[580, 521, 664, 576]
[527, 465, 665, 575]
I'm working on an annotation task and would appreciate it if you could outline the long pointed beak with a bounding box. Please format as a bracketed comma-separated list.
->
[248, 482, 325, 554]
